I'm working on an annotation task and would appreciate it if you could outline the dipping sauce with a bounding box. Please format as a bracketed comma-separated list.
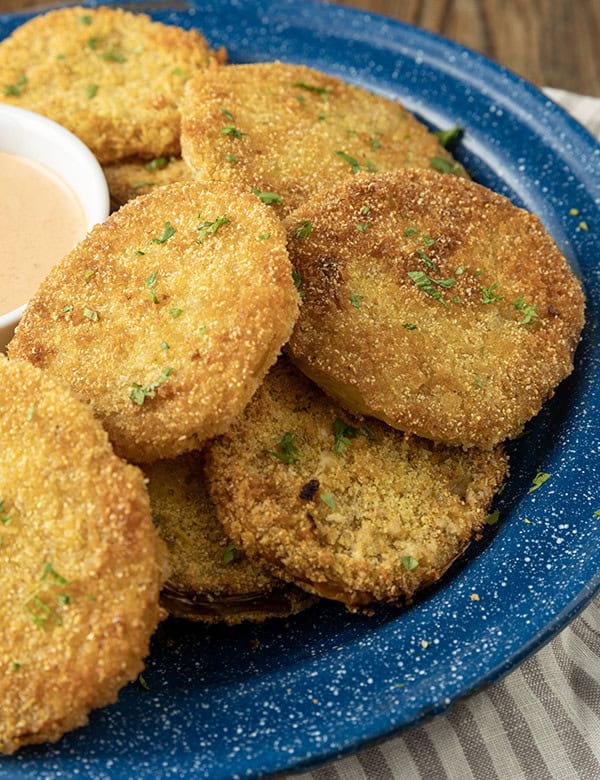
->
[0, 150, 87, 315]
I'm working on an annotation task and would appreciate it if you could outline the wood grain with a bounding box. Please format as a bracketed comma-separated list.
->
[1, 0, 599, 96]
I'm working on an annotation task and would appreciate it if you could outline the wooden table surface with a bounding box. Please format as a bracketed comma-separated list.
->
[2, 0, 599, 97]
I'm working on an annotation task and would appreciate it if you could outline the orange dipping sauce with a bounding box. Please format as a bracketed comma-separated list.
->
[0, 150, 87, 316]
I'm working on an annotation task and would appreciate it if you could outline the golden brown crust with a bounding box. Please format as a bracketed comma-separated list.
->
[143, 451, 315, 624]
[0, 356, 164, 755]
[284, 169, 585, 448]
[180, 61, 465, 216]
[0, 6, 225, 164]
[8, 181, 299, 462]
[205, 359, 508, 608]
[103, 156, 195, 208]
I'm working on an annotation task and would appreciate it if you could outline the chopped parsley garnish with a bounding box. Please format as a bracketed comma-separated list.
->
[416, 248, 438, 272]
[422, 234, 436, 247]
[86, 83, 98, 99]
[222, 543, 236, 565]
[294, 220, 312, 239]
[404, 226, 420, 237]
[292, 268, 305, 298]
[320, 492, 337, 511]
[144, 157, 170, 171]
[293, 81, 329, 96]
[197, 215, 230, 241]
[221, 107, 235, 122]
[434, 126, 463, 148]
[221, 125, 244, 139]
[0, 500, 13, 526]
[41, 562, 68, 585]
[258, 232, 271, 240]
[403, 323, 417, 330]
[79, 13, 93, 24]
[529, 468, 551, 493]
[481, 282, 503, 304]
[407, 270, 455, 303]
[266, 432, 301, 464]
[87, 37, 99, 50]
[83, 307, 98, 321]
[144, 271, 159, 303]
[26, 405, 35, 422]
[130, 367, 173, 405]
[62, 304, 74, 313]
[400, 555, 419, 571]
[251, 188, 282, 205]
[514, 296, 537, 325]
[430, 156, 462, 176]
[350, 292, 362, 308]
[171, 67, 187, 79]
[485, 509, 500, 525]
[84, 268, 96, 282]
[225, 153, 239, 164]
[152, 221, 176, 244]
[356, 223, 369, 233]
[100, 46, 126, 63]
[332, 418, 360, 455]
[4, 73, 27, 96]
[138, 674, 150, 691]
[371, 137, 382, 151]
[170, 307, 183, 319]
[335, 150, 361, 174]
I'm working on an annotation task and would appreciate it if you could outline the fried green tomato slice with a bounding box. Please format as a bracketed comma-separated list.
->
[0, 6, 225, 164]
[180, 61, 465, 216]
[205, 359, 508, 609]
[143, 451, 316, 624]
[284, 169, 585, 449]
[0, 356, 165, 755]
[9, 181, 299, 463]
[103, 156, 195, 208]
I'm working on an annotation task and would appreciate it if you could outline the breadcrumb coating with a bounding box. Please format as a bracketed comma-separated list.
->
[0, 356, 164, 755]
[180, 61, 465, 216]
[0, 6, 225, 163]
[205, 359, 508, 608]
[103, 156, 195, 208]
[144, 451, 315, 624]
[9, 181, 299, 462]
[285, 169, 585, 448]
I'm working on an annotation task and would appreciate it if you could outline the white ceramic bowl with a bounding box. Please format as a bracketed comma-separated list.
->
[0, 105, 110, 351]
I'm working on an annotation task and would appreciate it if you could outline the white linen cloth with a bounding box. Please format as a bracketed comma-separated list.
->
[289, 88, 600, 780]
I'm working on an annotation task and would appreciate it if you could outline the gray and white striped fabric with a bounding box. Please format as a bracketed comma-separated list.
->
[289, 90, 600, 780]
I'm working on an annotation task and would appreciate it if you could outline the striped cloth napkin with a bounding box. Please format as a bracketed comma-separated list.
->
[291, 89, 600, 780]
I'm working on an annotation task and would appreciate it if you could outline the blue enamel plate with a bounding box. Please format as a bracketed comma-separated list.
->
[1, 1, 599, 778]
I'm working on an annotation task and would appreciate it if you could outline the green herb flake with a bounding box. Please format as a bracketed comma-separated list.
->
[408, 270, 455, 302]
[62, 304, 74, 313]
[225, 153, 239, 164]
[416, 248, 438, 272]
[84, 268, 96, 283]
[221, 107, 235, 122]
[83, 307, 99, 322]
[371, 137, 382, 152]
[79, 14, 93, 25]
[430, 156, 462, 175]
[294, 220, 312, 239]
[197, 215, 230, 242]
[11, 662, 21, 672]
[220, 125, 244, 139]
[138, 674, 150, 691]
[87, 37, 99, 50]
[86, 83, 98, 99]
[144, 157, 169, 171]
[320, 492, 337, 511]
[422, 234, 436, 247]
[335, 150, 361, 174]
[258, 232, 271, 240]
[144, 270, 159, 303]
[293, 81, 329, 96]
[514, 296, 537, 325]
[170, 307, 183, 319]
[593, 509, 600, 517]
[481, 282, 503, 304]
[26, 405, 35, 422]
[434, 126, 463, 148]
[100, 46, 126, 63]
[485, 509, 500, 525]
[41, 562, 68, 585]
[350, 292, 362, 308]
[152, 220, 176, 244]
[356, 223, 369, 233]
[0, 500, 14, 526]
[404, 226, 420, 237]
[400, 555, 419, 571]
[332, 418, 360, 455]
[160, 342, 169, 350]
[529, 469, 551, 493]
[130, 367, 173, 405]
[403, 323, 417, 330]
[251, 188, 282, 205]
[171, 66, 187, 79]
[292, 268, 305, 298]
[222, 543, 236, 565]
[4, 73, 27, 96]
[266, 432, 301, 464]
